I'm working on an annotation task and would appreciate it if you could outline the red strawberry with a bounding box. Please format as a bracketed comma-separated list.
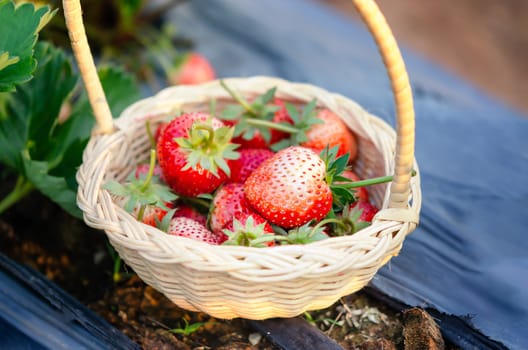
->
[244, 146, 333, 228]
[154, 122, 168, 143]
[341, 170, 369, 202]
[222, 215, 276, 247]
[231, 98, 293, 149]
[301, 109, 358, 161]
[210, 183, 271, 236]
[229, 148, 274, 183]
[332, 201, 379, 236]
[106, 154, 177, 228]
[168, 52, 216, 86]
[351, 201, 379, 222]
[156, 112, 239, 197]
[168, 217, 225, 245]
[173, 204, 207, 226]
[135, 163, 164, 182]
[270, 98, 294, 143]
[114, 196, 172, 227]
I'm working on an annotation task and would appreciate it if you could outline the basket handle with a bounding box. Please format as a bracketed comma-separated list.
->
[63, 0, 114, 134]
[353, 0, 415, 209]
[62, 0, 415, 209]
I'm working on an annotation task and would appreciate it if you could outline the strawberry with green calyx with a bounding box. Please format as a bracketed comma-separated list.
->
[222, 216, 277, 248]
[168, 217, 225, 245]
[300, 109, 358, 160]
[228, 148, 274, 183]
[104, 150, 178, 227]
[244, 146, 333, 228]
[209, 182, 271, 237]
[273, 222, 329, 245]
[330, 203, 377, 236]
[350, 201, 379, 223]
[320, 146, 358, 212]
[218, 80, 322, 149]
[168, 52, 216, 86]
[268, 100, 324, 152]
[157, 112, 240, 197]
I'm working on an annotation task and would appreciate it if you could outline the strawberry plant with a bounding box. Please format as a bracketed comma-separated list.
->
[0, 1, 140, 217]
[34, 0, 216, 89]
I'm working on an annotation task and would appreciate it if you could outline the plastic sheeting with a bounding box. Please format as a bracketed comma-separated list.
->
[167, 1, 528, 349]
[0, 253, 140, 350]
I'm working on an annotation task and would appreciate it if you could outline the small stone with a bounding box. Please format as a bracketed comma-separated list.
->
[248, 332, 262, 345]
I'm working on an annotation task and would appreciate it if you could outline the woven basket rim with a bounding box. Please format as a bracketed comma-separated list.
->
[78, 76, 421, 277]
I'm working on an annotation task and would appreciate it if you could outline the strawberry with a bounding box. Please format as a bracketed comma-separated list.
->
[351, 201, 379, 222]
[105, 151, 178, 227]
[244, 146, 333, 228]
[114, 196, 172, 227]
[301, 109, 358, 161]
[156, 112, 239, 197]
[341, 170, 369, 202]
[154, 122, 168, 143]
[173, 204, 207, 226]
[222, 216, 276, 247]
[209, 183, 271, 236]
[274, 222, 329, 245]
[331, 201, 379, 236]
[228, 148, 274, 183]
[230, 98, 294, 149]
[168, 217, 225, 245]
[168, 52, 216, 86]
[219, 82, 320, 150]
[135, 163, 164, 182]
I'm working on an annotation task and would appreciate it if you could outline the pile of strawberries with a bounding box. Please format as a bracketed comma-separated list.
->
[105, 82, 380, 247]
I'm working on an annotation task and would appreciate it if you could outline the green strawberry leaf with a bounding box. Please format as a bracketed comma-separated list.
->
[277, 222, 328, 245]
[0, 40, 140, 217]
[0, 1, 55, 92]
[0, 42, 76, 172]
[220, 104, 244, 121]
[21, 152, 82, 218]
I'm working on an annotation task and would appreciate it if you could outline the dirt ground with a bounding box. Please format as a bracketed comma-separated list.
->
[320, 0, 528, 115]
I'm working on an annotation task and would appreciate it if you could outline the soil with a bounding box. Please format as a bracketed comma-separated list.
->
[0, 181, 460, 349]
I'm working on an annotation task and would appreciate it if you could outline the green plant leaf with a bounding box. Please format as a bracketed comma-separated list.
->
[60, 64, 140, 158]
[0, 41, 76, 172]
[0, 1, 54, 92]
[21, 153, 82, 217]
[0, 40, 140, 217]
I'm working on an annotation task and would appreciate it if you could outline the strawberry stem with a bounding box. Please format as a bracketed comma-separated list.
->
[245, 117, 299, 134]
[342, 169, 418, 188]
[139, 149, 157, 193]
[220, 79, 257, 116]
[192, 123, 215, 148]
[0, 176, 34, 215]
[310, 218, 345, 237]
[145, 121, 156, 149]
[137, 204, 147, 222]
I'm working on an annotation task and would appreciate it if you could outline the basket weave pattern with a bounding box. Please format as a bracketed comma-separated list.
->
[76, 77, 421, 319]
[66, 0, 421, 320]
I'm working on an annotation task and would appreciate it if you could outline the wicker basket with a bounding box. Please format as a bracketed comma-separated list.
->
[64, 0, 421, 320]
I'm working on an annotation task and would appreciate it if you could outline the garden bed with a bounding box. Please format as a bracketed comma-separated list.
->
[0, 182, 456, 349]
